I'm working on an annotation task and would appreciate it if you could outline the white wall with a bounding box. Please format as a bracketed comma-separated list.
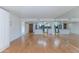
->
[25, 23, 29, 34]
[70, 22, 79, 35]
[0, 8, 10, 52]
[10, 14, 22, 42]
[0, 8, 22, 52]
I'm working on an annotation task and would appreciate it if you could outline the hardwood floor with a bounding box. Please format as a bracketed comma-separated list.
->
[3, 34, 79, 53]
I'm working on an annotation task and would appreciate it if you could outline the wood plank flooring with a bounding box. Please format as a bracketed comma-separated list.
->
[3, 34, 79, 53]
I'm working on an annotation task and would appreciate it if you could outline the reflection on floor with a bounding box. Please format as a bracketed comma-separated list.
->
[3, 34, 79, 53]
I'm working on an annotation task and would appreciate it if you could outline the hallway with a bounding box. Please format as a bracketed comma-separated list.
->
[3, 34, 79, 53]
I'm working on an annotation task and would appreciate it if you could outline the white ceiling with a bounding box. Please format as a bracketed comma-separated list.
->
[1, 6, 76, 18]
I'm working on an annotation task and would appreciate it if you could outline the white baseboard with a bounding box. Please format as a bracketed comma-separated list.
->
[10, 34, 22, 42]
[0, 43, 10, 52]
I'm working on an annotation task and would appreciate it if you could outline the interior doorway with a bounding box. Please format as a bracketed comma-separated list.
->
[29, 24, 33, 33]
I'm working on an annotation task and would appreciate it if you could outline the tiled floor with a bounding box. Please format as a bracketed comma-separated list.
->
[3, 34, 79, 53]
